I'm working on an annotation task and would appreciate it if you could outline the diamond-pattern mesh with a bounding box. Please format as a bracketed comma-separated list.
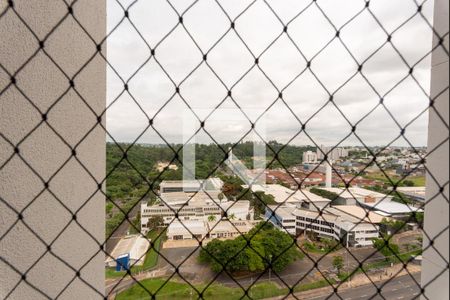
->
[0, 0, 449, 299]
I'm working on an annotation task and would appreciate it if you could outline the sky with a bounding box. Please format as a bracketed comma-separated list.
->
[106, 0, 435, 147]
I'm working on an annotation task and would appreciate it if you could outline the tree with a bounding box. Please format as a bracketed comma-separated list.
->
[199, 222, 299, 274]
[251, 191, 276, 218]
[411, 212, 424, 225]
[332, 256, 344, 275]
[208, 215, 217, 222]
[236, 188, 254, 201]
[381, 218, 407, 233]
[147, 216, 164, 231]
[320, 237, 340, 252]
[373, 237, 400, 260]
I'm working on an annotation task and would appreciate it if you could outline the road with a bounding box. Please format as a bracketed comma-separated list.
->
[310, 273, 421, 300]
[105, 203, 141, 254]
[106, 245, 390, 295]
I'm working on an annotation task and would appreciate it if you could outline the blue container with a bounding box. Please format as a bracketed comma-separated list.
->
[115, 254, 130, 272]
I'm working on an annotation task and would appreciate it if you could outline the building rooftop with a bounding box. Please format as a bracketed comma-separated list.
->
[267, 205, 297, 220]
[160, 178, 224, 191]
[105, 235, 150, 265]
[360, 201, 422, 216]
[326, 205, 385, 224]
[160, 180, 203, 188]
[396, 187, 426, 200]
[207, 220, 255, 235]
[293, 190, 332, 203]
[349, 187, 390, 199]
[292, 208, 340, 223]
[249, 184, 330, 204]
[221, 200, 251, 211]
[320, 187, 392, 201]
[167, 220, 208, 236]
[319, 187, 356, 199]
[159, 191, 222, 206]
[288, 204, 384, 225]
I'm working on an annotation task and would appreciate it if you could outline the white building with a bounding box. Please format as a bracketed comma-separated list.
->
[207, 220, 257, 239]
[105, 235, 150, 267]
[166, 220, 257, 240]
[358, 201, 422, 219]
[265, 205, 381, 247]
[317, 187, 420, 219]
[303, 151, 318, 164]
[295, 208, 379, 247]
[159, 178, 224, 194]
[167, 220, 208, 240]
[319, 187, 394, 206]
[249, 184, 331, 208]
[141, 193, 253, 233]
[396, 186, 426, 202]
[264, 206, 297, 235]
[316, 145, 349, 161]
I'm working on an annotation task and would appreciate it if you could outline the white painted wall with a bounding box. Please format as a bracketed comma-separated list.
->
[422, 0, 449, 298]
[0, 1, 106, 298]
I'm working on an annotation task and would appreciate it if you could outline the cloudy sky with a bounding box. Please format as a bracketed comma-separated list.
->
[106, 0, 435, 147]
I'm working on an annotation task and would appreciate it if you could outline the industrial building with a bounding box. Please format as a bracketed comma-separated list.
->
[105, 235, 150, 268]
[358, 201, 422, 219]
[166, 220, 208, 240]
[208, 220, 257, 239]
[316, 146, 349, 161]
[302, 151, 318, 164]
[264, 206, 297, 235]
[249, 184, 331, 208]
[166, 220, 257, 240]
[141, 192, 253, 233]
[265, 204, 381, 247]
[319, 187, 394, 206]
[159, 178, 224, 194]
[294, 207, 380, 247]
[319, 187, 421, 219]
[396, 186, 426, 202]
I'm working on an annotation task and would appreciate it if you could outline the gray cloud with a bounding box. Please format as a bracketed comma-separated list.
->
[106, 0, 434, 147]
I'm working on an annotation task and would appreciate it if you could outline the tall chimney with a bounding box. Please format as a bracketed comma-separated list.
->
[326, 160, 333, 188]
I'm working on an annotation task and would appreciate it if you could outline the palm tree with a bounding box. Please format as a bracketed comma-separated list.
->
[208, 215, 217, 222]
[229, 213, 236, 221]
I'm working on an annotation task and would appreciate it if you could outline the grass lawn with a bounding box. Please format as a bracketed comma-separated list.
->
[405, 176, 426, 186]
[302, 241, 336, 254]
[364, 172, 426, 187]
[395, 249, 422, 263]
[116, 279, 285, 300]
[139, 230, 165, 270]
[294, 279, 336, 292]
[116, 277, 337, 300]
[105, 268, 126, 279]
[295, 249, 306, 260]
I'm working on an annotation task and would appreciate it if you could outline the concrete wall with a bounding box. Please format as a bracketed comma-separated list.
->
[422, 0, 449, 298]
[0, 1, 106, 299]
